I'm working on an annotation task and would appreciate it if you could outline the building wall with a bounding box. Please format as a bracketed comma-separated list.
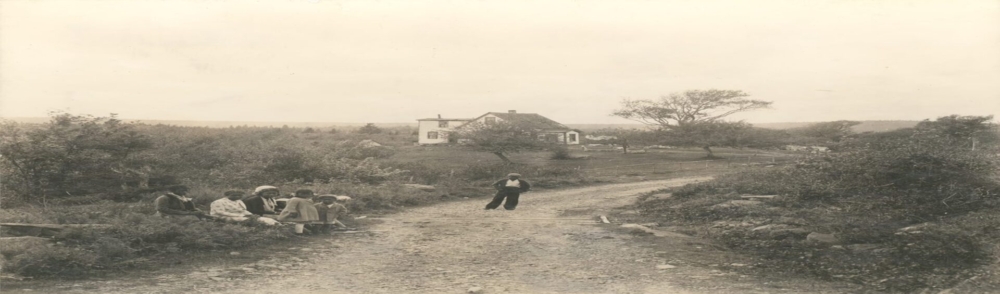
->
[417, 120, 468, 144]
[566, 131, 580, 145]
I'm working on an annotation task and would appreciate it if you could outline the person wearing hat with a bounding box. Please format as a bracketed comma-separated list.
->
[485, 173, 531, 210]
[243, 185, 281, 216]
[211, 190, 279, 225]
[311, 194, 349, 234]
[278, 189, 321, 235]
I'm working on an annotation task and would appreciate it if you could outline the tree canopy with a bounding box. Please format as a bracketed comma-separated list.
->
[612, 89, 772, 157]
[612, 89, 771, 129]
[451, 121, 552, 163]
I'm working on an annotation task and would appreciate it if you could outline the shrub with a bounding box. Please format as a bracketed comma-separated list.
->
[550, 146, 571, 160]
[2, 205, 293, 278]
[356, 123, 382, 134]
[639, 115, 1000, 291]
[8, 246, 99, 277]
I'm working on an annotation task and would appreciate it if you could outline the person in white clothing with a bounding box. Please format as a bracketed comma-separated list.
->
[211, 190, 278, 225]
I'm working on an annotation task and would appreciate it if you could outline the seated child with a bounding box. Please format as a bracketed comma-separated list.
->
[278, 189, 320, 234]
[312, 194, 349, 234]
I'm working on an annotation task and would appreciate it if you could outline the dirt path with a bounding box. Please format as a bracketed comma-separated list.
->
[24, 177, 862, 294]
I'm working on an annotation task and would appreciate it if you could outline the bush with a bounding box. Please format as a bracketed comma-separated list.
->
[550, 146, 571, 160]
[637, 115, 1000, 291]
[356, 123, 382, 134]
[1, 205, 293, 278]
[8, 246, 99, 277]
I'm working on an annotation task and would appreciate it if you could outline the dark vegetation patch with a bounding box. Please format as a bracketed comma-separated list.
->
[629, 115, 1000, 292]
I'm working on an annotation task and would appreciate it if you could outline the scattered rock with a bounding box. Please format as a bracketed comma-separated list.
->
[229, 251, 241, 256]
[899, 222, 933, 232]
[846, 244, 880, 251]
[656, 264, 677, 270]
[751, 224, 783, 232]
[806, 232, 841, 245]
[403, 184, 436, 192]
[467, 286, 484, 293]
[646, 193, 672, 200]
[752, 224, 810, 240]
[712, 200, 764, 209]
[0, 236, 51, 256]
[621, 224, 690, 238]
[740, 195, 778, 200]
[776, 217, 808, 226]
[358, 140, 383, 148]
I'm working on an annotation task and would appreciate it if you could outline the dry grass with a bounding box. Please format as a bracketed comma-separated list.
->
[389, 145, 802, 183]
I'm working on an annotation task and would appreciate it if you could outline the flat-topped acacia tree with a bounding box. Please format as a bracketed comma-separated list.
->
[612, 89, 771, 158]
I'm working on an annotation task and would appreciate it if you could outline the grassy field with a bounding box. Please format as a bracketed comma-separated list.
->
[388, 145, 802, 184]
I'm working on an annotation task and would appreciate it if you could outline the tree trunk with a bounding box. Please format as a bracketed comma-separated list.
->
[493, 152, 513, 163]
[703, 145, 716, 158]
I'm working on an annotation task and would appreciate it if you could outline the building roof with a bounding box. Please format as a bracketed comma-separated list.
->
[456, 112, 571, 130]
[416, 118, 473, 121]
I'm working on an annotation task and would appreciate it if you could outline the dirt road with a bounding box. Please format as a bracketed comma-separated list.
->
[24, 178, 861, 294]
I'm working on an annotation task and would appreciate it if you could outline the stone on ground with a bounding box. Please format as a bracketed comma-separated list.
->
[0, 236, 51, 256]
[806, 232, 841, 244]
[404, 184, 436, 192]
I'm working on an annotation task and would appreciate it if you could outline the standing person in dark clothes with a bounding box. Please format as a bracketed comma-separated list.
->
[485, 173, 531, 210]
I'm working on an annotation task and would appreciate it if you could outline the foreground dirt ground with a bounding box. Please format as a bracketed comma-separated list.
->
[12, 178, 864, 293]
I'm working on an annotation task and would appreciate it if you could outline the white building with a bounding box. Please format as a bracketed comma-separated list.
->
[416, 115, 472, 145]
[417, 110, 580, 145]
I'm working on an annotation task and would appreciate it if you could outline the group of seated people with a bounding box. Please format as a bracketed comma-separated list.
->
[154, 184, 350, 235]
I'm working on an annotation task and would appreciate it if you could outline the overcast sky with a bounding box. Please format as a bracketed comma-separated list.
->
[1, 0, 997, 124]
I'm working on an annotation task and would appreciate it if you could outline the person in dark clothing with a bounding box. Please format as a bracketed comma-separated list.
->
[485, 173, 531, 210]
[243, 185, 281, 216]
[154, 185, 208, 219]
